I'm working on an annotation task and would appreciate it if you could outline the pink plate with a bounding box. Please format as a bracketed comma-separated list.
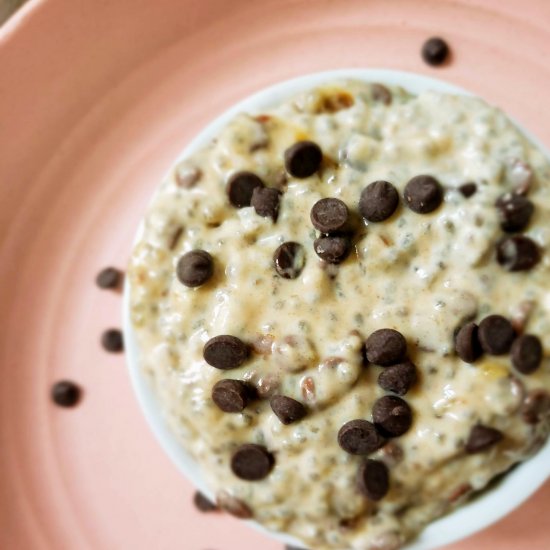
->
[2, 1, 550, 549]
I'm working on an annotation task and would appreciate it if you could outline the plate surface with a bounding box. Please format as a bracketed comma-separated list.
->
[2, 1, 550, 549]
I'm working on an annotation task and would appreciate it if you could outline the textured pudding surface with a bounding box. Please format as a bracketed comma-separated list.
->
[128, 81, 550, 550]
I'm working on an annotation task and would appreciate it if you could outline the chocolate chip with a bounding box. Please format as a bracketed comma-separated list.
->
[478, 315, 515, 355]
[251, 187, 281, 221]
[231, 444, 274, 481]
[270, 395, 307, 425]
[357, 459, 389, 501]
[377, 361, 417, 395]
[212, 379, 252, 412]
[203, 335, 249, 370]
[284, 141, 323, 178]
[176, 250, 214, 287]
[227, 171, 265, 207]
[359, 180, 399, 222]
[497, 235, 541, 271]
[273, 241, 306, 279]
[496, 193, 534, 232]
[404, 175, 443, 214]
[421, 37, 450, 66]
[193, 491, 218, 512]
[372, 395, 412, 437]
[313, 236, 351, 264]
[51, 381, 81, 407]
[511, 334, 543, 374]
[365, 329, 407, 366]
[310, 198, 349, 233]
[465, 425, 503, 454]
[95, 267, 122, 289]
[101, 329, 124, 352]
[459, 182, 477, 198]
[371, 83, 392, 105]
[338, 419, 385, 455]
[455, 322, 483, 363]
[522, 390, 550, 424]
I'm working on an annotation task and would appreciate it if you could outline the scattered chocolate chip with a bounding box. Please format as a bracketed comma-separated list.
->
[421, 37, 450, 66]
[378, 361, 417, 395]
[310, 198, 349, 233]
[465, 425, 503, 454]
[359, 180, 399, 222]
[193, 491, 218, 512]
[511, 334, 543, 374]
[216, 491, 253, 519]
[251, 187, 281, 221]
[497, 235, 541, 272]
[273, 242, 306, 279]
[51, 381, 81, 407]
[313, 235, 351, 264]
[270, 395, 307, 425]
[227, 171, 265, 208]
[338, 419, 385, 455]
[372, 395, 412, 438]
[357, 459, 389, 501]
[95, 267, 122, 289]
[455, 322, 483, 363]
[203, 335, 249, 370]
[459, 182, 477, 198]
[212, 379, 252, 412]
[478, 315, 515, 355]
[175, 166, 202, 188]
[495, 193, 534, 233]
[522, 390, 550, 424]
[404, 175, 443, 214]
[231, 444, 274, 481]
[371, 83, 392, 105]
[176, 250, 214, 287]
[284, 141, 323, 178]
[101, 329, 124, 352]
[365, 329, 407, 366]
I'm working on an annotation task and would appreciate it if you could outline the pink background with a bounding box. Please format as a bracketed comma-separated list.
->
[1, 0, 550, 548]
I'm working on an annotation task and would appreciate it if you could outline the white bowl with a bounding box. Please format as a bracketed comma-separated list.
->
[123, 69, 550, 550]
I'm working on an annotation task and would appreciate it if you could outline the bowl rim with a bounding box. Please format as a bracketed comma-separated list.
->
[123, 68, 550, 550]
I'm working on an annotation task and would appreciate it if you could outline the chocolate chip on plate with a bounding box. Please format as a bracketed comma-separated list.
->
[372, 395, 412, 438]
[357, 459, 390, 501]
[101, 329, 124, 352]
[251, 187, 281, 221]
[421, 37, 450, 66]
[511, 334, 543, 374]
[455, 322, 483, 363]
[231, 444, 274, 481]
[270, 395, 307, 425]
[496, 235, 541, 272]
[459, 182, 477, 198]
[310, 198, 349, 234]
[51, 381, 81, 407]
[193, 491, 219, 513]
[338, 419, 385, 455]
[365, 328, 407, 366]
[313, 235, 351, 264]
[378, 361, 417, 396]
[521, 390, 550, 424]
[176, 250, 214, 287]
[227, 171, 265, 208]
[284, 140, 323, 178]
[203, 335, 249, 370]
[273, 241, 306, 279]
[478, 315, 515, 355]
[95, 267, 122, 289]
[359, 180, 399, 222]
[404, 175, 443, 214]
[212, 379, 252, 412]
[465, 424, 503, 454]
[495, 193, 534, 233]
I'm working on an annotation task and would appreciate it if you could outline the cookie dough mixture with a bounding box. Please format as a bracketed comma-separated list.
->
[128, 80, 550, 549]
